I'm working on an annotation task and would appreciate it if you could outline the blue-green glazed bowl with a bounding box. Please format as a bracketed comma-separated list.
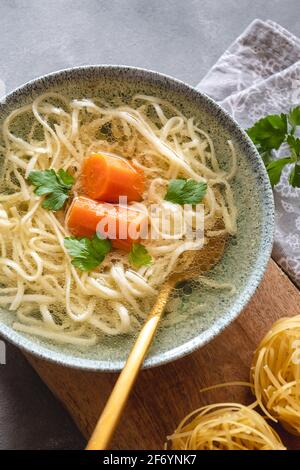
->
[0, 66, 274, 371]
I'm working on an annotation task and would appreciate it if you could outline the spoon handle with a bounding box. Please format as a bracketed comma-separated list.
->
[86, 279, 175, 450]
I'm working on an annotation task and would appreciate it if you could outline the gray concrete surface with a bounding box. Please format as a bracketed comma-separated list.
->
[0, 0, 299, 450]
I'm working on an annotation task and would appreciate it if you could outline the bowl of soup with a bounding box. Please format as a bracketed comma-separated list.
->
[0, 66, 274, 370]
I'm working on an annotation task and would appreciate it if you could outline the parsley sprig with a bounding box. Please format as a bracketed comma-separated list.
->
[28, 169, 74, 211]
[128, 243, 152, 268]
[246, 105, 300, 188]
[164, 179, 207, 204]
[64, 234, 112, 271]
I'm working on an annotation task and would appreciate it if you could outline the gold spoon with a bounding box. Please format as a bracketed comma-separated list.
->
[86, 233, 226, 450]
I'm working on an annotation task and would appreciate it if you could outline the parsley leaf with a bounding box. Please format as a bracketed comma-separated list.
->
[57, 169, 75, 186]
[246, 106, 300, 188]
[287, 135, 300, 188]
[164, 179, 207, 205]
[246, 114, 287, 151]
[41, 191, 69, 211]
[266, 157, 293, 187]
[259, 149, 273, 166]
[128, 243, 152, 268]
[288, 106, 300, 132]
[64, 234, 112, 271]
[289, 164, 300, 188]
[28, 169, 74, 211]
[287, 134, 300, 159]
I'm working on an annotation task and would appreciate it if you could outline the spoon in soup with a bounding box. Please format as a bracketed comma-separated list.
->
[86, 231, 226, 450]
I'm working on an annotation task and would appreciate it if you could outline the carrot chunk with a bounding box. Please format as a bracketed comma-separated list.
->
[66, 196, 148, 252]
[80, 153, 145, 202]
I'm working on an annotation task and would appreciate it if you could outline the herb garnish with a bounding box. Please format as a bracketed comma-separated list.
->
[128, 243, 152, 268]
[28, 169, 74, 210]
[164, 179, 207, 205]
[64, 234, 112, 271]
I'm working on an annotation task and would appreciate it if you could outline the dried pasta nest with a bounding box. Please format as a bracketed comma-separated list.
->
[251, 315, 300, 436]
[166, 403, 285, 450]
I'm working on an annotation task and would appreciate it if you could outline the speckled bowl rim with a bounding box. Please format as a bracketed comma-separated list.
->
[0, 65, 274, 371]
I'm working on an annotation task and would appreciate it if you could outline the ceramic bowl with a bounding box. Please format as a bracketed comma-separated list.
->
[0, 66, 274, 370]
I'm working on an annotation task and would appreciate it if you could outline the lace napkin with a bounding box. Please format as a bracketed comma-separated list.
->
[197, 19, 300, 287]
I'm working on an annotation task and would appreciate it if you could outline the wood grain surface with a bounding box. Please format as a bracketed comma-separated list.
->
[26, 259, 300, 450]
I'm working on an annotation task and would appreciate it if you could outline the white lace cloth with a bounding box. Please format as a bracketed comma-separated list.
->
[197, 19, 300, 288]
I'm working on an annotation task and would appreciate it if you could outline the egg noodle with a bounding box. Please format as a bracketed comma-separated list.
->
[251, 315, 300, 435]
[166, 314, 300, 450]
[0, 92, 237, 345]
[166, 402, 285, 450]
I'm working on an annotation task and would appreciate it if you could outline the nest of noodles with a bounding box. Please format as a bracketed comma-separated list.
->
[251, 315, 300, 436]
[166, 402, 285, 450]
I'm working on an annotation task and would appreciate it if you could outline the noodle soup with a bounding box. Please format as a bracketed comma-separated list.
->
[0, 92, 236, 345]
[0, 67, 273, 369]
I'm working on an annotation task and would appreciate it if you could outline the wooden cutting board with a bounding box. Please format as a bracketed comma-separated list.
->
[25, 259, 300, 450]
